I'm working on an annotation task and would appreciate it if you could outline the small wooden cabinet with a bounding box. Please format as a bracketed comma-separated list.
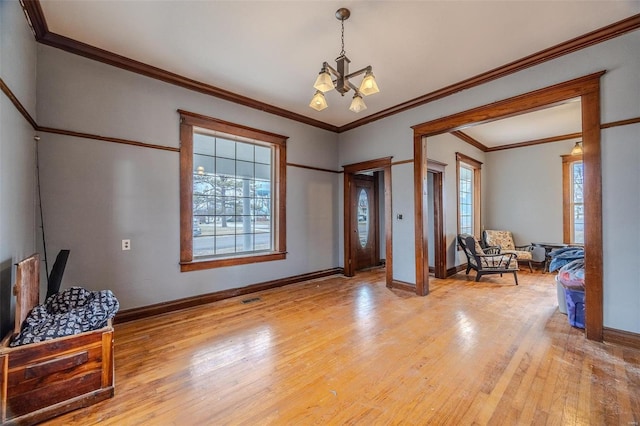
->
[0, 255, 114, 425]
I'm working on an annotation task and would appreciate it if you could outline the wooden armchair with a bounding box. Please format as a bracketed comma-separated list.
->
[457, 234, 519, 285]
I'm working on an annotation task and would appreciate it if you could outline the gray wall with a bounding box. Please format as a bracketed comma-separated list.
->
[0, 0, 38, 337]
[484, 139, 579, 245]
[36, 45, 340, 310]
[427, 133, 486, 269]
[338, 30, 640, 333]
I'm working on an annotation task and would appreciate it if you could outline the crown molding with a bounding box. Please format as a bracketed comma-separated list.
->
[19, 1, 640, 134]
[339, 14, 640, 133]
[450, 131, 489, 152]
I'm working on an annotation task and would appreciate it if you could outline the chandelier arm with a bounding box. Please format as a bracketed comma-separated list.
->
[346, 80, 359, 93]
[323, 63, 341, 78]
[344, 66, 372, 81]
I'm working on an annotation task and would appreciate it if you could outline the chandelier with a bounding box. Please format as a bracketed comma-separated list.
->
[309, 8, 380, 113]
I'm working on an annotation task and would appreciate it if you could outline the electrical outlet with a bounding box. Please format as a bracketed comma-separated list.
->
[122, 239, 131, 251]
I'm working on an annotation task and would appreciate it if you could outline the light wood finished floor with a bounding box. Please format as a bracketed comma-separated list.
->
[43, 269, 639, 425]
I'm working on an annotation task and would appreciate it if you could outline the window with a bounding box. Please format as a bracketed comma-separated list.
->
[562, 154, 584, 244]
[456, 153, 482, 239]
[179, 110, 287, 272]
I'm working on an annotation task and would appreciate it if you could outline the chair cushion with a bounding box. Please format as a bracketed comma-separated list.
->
[504, 250, 533, 260]
[484, 230, 515, 250]
[480, 255, 518, 270]
[474, 240, 485, 255]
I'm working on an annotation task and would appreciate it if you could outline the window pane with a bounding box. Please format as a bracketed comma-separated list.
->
[256, 164, 270, 180]
[236, 234, 254, 252]
[193, 154, 214, 177]
[572, 162, 583, 202]
[215, 234, 235, 255]
[216, 138, 236, 159]
[255, 146, 271, 165]
[193, 133, 215, 156]
[216, 157, 235, 177]
[573, 204, 584, 244]
[237, 161, 254, 179]
[236, 142, 254, 162]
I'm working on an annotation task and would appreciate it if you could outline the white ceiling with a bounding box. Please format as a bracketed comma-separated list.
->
[39, 1, 639, 133]
[464, 99, 583, 148]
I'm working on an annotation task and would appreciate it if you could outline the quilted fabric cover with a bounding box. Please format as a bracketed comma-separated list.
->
[9, 287, 119, 347]
[484, 230, 515, 250]
[504, 249, 532, 260]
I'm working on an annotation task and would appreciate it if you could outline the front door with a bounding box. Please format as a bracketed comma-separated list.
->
[353, 174, 378, 271]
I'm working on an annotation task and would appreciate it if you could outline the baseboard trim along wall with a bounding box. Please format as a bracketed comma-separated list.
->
[389, 280, 416, 292]
[447, 265, 467, 277]
[115, 267, 344, 323]
[603, 327, 640, 350]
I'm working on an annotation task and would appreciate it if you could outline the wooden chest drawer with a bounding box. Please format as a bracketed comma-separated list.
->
[1, 328, 114, 425]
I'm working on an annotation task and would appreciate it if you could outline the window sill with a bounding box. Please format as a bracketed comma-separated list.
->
[180, 251, 287, 272]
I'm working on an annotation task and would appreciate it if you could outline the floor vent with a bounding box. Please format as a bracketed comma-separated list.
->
[242, 297, 262, 304]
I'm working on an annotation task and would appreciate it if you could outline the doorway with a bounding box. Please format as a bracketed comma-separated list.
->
[412, 72, 604, 340]
[343, 157, 392, 287]
[427, 160, 446, 279]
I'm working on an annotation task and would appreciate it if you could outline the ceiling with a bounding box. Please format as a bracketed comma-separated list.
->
[38, 1, 639, 139]
[463, 99, 582, 149]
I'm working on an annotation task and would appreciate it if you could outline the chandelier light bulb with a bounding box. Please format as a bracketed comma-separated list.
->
[313, 69, 335, 93]
[359, 70, 380, 96]
[349, 93, 367, 113]
[309, 90, 328, 111]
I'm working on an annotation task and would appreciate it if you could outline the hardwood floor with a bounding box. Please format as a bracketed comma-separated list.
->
[43, 269, 639, 425]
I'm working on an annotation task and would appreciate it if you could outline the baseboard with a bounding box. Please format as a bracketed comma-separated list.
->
[603, 327, 640, 350]
[115, 267, 344, 323]
[389, 280, 416, 293]
[447, 264, 467, 277]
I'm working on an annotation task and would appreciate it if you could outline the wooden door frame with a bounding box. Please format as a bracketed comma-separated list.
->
[427, 160, 447, 279]
[343, 157, 392, 288]
[412, 72, 604, 341]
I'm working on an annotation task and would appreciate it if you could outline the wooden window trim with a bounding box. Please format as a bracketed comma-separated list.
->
[562, 153, 583, 244]
[178, 110, 287, 272]
[456, 152, 482, 240]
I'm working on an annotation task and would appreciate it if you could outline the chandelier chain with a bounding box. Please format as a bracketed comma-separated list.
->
[340, 18, 345, 56]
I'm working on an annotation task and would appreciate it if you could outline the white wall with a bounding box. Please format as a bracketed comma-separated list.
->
[0, 0, 38, 337]
[36, 45, 341, 310]
[338, 30, 640, 333]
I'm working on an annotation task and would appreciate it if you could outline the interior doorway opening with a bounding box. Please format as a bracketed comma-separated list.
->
[427, 160, 446, 279]
[412, 72, 604, 340]
[343, 158, 392, 287]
